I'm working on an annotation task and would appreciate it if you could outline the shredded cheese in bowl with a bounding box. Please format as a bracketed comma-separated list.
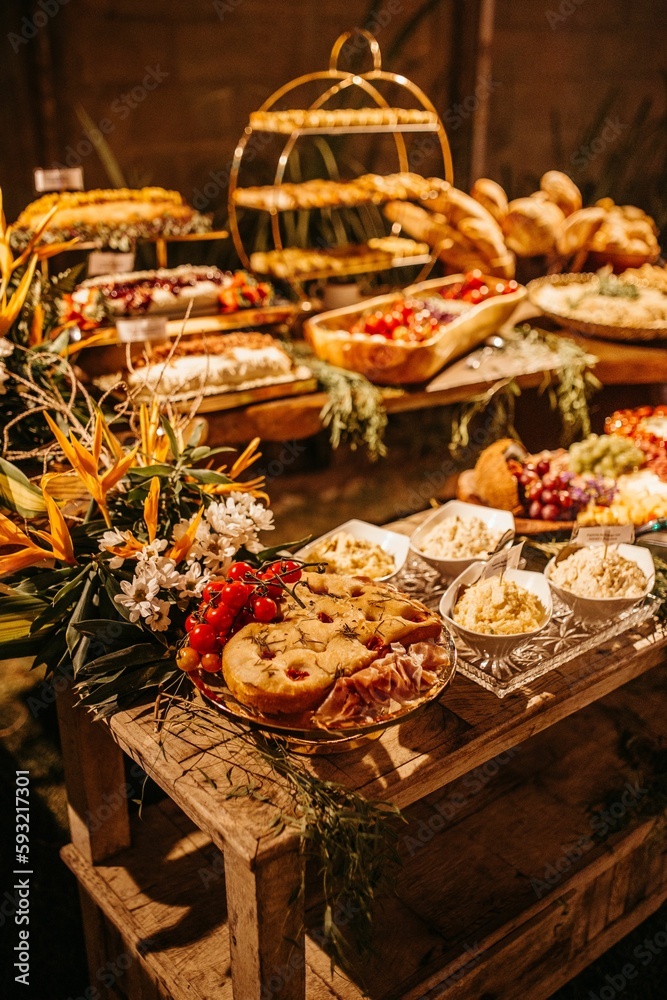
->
[418, 515, 502, 560]
[453, 577, 546, 635]
[307, 531, 396, 579]
[549, 548, 647, 599]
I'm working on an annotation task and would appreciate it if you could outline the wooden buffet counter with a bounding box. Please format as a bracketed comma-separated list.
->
[56, 511, 667, 1000]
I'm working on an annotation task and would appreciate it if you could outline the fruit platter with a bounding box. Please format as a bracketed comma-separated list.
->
[457, 405, 667, 532]
[304, 271, 526, 384]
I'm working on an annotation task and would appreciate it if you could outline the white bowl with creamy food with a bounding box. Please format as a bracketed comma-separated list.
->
[545, 543, 654, 623]
[298, 519, 409, 582]
[410, 501, 515, 579]
[440, 565, 552, 659]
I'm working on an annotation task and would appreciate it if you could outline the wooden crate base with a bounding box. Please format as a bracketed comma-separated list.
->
[62, 668, 667, 1000]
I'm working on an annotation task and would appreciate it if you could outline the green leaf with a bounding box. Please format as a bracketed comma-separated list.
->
[83, 642, 167, 673]
[0, 458, 47, 517]
[182, 468, 234, 485]
[127, 464, 174, 479]
[254, 536, 312, 563]
[0, 594, 49, 643]
[66, 573, 97, 656]
[160, 417, 181, 460]
[73, 618, 145, 641]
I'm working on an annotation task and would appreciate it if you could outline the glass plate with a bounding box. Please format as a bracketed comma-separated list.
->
[391, 553, 660, 698]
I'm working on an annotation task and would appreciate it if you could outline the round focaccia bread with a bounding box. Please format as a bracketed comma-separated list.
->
[221, 572, 442, 716]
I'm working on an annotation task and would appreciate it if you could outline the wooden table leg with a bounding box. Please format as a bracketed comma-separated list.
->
[224, 844, 305, 1000]
[56, 682, 131, 864]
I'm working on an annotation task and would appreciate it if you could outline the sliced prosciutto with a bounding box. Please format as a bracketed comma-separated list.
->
[313, 641, 449, 728]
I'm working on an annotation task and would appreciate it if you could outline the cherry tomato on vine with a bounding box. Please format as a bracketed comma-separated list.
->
[202, 580, 227, 603]
[176, 646, 201, 672]
[269, 559, 302, 584]
[227, 561, 255, 582]
[221, 581, 254, 610]
[252, 596, 278, 623]
[200, 652, 222, 673]
[185, 613, 199, 633]
[205, 605, 234, 632]
[189, 623, 220, 654]
[257, 570, 281, 599]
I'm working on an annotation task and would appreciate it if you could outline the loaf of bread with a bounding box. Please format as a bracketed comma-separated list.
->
[470, 177, 509, 226]
[503, 197, 565, 256]
[539, 171, 582, 217]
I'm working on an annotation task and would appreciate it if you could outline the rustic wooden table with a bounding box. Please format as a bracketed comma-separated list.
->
[203, 327, 667, 445]
[57, 514, 667, 1000]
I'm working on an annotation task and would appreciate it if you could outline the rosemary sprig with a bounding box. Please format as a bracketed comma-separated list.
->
[281, 341, 391, 459]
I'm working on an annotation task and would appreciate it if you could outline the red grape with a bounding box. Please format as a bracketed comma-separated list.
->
[541, 504, 560, 521]
[536, 459, 550, 477]
[189, 623, 220, 654]
[529, 501, 543, 520]
[540, 489, 554, 505]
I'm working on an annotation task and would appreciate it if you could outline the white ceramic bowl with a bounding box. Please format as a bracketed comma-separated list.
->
[439, 564, 553, 659]
[410, 500, 515, 580]
[297, 519, 409, 582]
[545, 543, 655, 623]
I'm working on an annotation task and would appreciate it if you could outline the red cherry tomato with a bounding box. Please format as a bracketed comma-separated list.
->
[185, 613, 199, 633]
[227, 561, 255, 582]
[252, 596, 278, 623]
[270, 559, 302, 584]
[463, 288, 483, 304]
[202, 580, 227, 603]
[176, 646, 201, 672]
[189, 623, 220, 654]
[464, 269, 485, 290]
[257, 570, 282, 599]
[200, 652, 223, 673]
[205, 604, 234, 632]
[221, 581, 253, 610]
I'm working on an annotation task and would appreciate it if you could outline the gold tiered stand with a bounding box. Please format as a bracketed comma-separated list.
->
[227, 28, 454, 296]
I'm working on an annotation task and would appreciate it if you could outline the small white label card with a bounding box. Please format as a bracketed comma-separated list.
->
[34, 167, 84, 193]
[481, 540, 525, 580]
[116, 316, 167, 344]
[88, 251, 135, 277]
[571, 524, 635, 547]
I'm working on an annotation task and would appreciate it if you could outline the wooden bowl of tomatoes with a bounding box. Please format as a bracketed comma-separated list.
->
[304, 271, 526, 384]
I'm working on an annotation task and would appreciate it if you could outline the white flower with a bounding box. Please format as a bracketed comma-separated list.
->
[136, 553, 181, 590]
[204, 493, 274, 554]
[144, 598, 171, 632]
[115, 576, 161, 623]
[99, 528, 130, 569]
[177, 561, 207, 599]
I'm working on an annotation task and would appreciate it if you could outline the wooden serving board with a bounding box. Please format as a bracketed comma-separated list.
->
[456, 468, 573, 535]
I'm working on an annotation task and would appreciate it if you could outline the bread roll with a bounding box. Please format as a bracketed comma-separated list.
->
[503, 197, 565, 256]
[457, 217, 516, 278]
[556, 206, 606, 257]
[470, 178, 509, 226]
[539, 170, 582, 217]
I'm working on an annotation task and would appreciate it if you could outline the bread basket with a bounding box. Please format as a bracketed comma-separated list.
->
[304, 273, 526, 384]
